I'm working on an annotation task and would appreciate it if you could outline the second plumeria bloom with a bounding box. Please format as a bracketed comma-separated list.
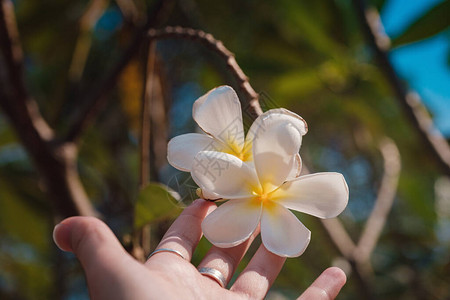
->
[191, 116, 349, 257]
[167, 85, 307, 172]
[168, 85, 306, 199]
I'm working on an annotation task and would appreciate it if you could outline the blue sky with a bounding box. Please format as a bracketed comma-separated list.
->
[380, 0, 450, 137]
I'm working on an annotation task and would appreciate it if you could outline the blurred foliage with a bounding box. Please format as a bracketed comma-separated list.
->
[0, 0, 449, 299]
[391, 0, 450, 48]
[134, 183, 182, 229]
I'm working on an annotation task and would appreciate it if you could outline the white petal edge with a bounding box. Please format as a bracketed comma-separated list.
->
[276, 172, 349, 219]
[198, 188, 222, 201]
[202, 198, 262, 248]
[253, 121, 302, 193]
[286, 153, 302, 181]
[191, 151, 260, 199]
[261, 203, 311, 257]
[167, 133, 222, 171]
[192, 86, 245, 152]
[245, 108, 308, 151]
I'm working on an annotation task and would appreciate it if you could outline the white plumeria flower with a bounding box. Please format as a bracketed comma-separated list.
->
[190, 118, 349, 257]
[167, 85, 307, 199]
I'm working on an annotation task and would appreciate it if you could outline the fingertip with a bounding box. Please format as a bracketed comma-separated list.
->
[53, 223, 65, 251]
[53, 216, 119, 254]
[298, 266, 347, 300]
[192, 198, 212, 206]
[186, 198, 217, 215]
[230, 244, 286, 299]
[324, 267, 347, 286]
[53, 217, 79, 252]
[316, 267, 347, 298]
[191, 198, 207, 207]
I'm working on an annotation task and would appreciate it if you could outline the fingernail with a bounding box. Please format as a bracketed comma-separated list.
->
[53, 223, 65, 251]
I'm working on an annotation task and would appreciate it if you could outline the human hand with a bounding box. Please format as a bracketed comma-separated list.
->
[53, 199, 346, 299]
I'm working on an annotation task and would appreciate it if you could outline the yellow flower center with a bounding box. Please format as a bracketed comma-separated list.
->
[223, 140, 253, 162]
[249, 187, 279, 212]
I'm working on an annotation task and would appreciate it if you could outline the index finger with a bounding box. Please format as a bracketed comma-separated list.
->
[298, 267, 347, 300]
[145, 199, 216, 264]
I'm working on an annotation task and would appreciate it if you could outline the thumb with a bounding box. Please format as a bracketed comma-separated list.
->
[53, 216, 132, 274]
[53, 217, 146, 299]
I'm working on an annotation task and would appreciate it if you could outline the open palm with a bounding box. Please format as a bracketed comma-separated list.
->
[53, 199, 346, 299]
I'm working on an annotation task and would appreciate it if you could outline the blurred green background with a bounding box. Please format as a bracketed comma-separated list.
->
[0, 0, 449, 299]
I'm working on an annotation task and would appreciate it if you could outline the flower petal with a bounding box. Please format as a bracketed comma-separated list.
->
[286, 153, 302, 181]
[193, 86, 245, 153]
[198, 188, 222, 201]
[167, 133, 223, 171]
[261, 203, 311, 257]
[253, 121, 302, 193]
[275, 172, 349, 219]
[202, 198, 262, 247]
[244, 108, 308, 153]
[191, 151, 260, 199]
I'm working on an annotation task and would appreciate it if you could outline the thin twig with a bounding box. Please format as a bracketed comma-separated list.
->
[353, 0, 450, 176]
[314, 138, 400, 299]
[321, 218, 357, 259]
[141, 224, 151, 257]
[68, 0, 109, 82]
[301, 165, 358, 261]
[149, 57, 169, 179]
[131, 230, 145, 262]
[115, 0, 144, 26]
[355, 138, 400, 263]
[139, 41, 156, 187]
[147, 26, 263, 116]
[133, 41, 159, 262]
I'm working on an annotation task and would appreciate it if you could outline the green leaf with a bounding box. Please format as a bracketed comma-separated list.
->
[391, 1, 450, 48]
[134, 183, 182, 229]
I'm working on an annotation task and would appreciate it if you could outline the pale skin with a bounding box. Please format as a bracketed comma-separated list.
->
[53, 199, 347, 299]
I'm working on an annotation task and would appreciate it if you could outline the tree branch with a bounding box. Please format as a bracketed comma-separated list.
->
[0, 0, 53, 141]
[147, 56, 169, 180]
[146, 26, 263, 116]
[355, 138, 400, 263]
[68, 0, 109, 82]
[320, 216, 375, 300]
[0, 0, 97, 218]
[312, 138, 400, 299]
[319, 139, 401, 264]
[115, 0, 144, 26]
[64, 0, 167, 142]
[321, 218, 357, 259]
[353, 0, 450, 175]
[0, 0, 24, 94]
[139, 41, 156, 188]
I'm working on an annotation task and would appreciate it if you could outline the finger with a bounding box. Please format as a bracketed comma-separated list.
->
[146, 199, 216, 264]
[230, 244, 285, 299]
[297, 267, 346, 300]
[53, 216, 137, 278]
[197, 225, 260, 288]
